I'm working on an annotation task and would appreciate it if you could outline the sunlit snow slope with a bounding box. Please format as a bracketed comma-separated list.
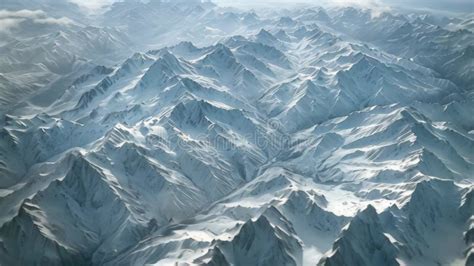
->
[0, 1, 473, 265]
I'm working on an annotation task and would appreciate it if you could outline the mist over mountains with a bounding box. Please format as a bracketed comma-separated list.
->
[0, 0, 473, 265]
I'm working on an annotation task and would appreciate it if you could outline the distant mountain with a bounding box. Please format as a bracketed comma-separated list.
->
[0, 2, 473, 265]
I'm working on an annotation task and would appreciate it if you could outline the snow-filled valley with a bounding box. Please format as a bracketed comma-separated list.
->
[0, 1, 473, 265]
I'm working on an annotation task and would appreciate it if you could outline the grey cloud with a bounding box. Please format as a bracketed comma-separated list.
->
[33, 16, 74, 25]
[0, 17, 26, 32]
[0, 9, 46, 19]
[0, 9, 75, 32]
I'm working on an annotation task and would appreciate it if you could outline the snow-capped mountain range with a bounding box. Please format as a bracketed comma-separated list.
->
[0, 1, 473, 265]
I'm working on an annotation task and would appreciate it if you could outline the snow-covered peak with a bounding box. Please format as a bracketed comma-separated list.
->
[210, 215, 303, 266]
[1, 4, 472, 266]
[318, 205, 399, 266]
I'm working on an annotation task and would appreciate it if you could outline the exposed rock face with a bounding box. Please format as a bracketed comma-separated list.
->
[318, 205, 399, 266]
[1, 2, 473, 265]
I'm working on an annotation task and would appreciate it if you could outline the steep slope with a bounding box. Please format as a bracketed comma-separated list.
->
[318, 205, 399, 266]
[207, 215, 303, 266]
[0, 4, 473, 266]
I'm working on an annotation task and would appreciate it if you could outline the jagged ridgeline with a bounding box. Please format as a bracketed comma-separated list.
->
[0, 0, 473, 265]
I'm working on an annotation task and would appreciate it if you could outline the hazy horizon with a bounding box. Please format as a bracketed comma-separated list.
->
[67, 0, 474, 14]
[1, 0, 473, 265]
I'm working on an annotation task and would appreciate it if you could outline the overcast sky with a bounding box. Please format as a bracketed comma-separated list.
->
[214, 0, 473, 12]
[69, 0, 473, 13]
